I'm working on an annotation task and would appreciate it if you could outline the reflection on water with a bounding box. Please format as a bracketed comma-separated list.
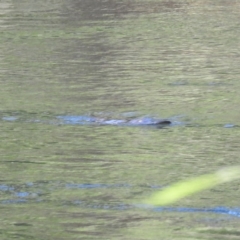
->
[1, 182, 240, 218]
[1, 0, 240, 239]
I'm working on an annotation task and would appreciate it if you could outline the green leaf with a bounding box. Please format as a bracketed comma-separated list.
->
[145, 166, 240, 206]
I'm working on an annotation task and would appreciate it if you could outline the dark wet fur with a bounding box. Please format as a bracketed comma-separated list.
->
[156, 120, 171, 125]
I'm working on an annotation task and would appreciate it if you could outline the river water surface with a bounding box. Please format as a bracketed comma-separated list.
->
[1, 1, 240, 239]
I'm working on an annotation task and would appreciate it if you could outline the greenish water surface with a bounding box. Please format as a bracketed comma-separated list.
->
[1, 0, 240, 239]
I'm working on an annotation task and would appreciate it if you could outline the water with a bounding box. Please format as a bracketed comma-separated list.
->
[1, 0, 240, 239]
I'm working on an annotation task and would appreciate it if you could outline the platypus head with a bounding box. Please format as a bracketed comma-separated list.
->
[156, 120, 171, 125]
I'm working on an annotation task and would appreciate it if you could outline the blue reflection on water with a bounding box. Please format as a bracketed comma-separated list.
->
[224, 123, 236, 128]
[0, 185, 14, 191]
[2, 116, 18, 121]
[66, 183, 131, 189]
[57, 115, 96, 124]
[1, 183, 240, 218]
[15, 192, 30, 198]
[154, 206, 240, 218]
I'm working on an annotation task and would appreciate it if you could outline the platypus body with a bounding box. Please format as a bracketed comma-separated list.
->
[57, 116, 171, 126]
